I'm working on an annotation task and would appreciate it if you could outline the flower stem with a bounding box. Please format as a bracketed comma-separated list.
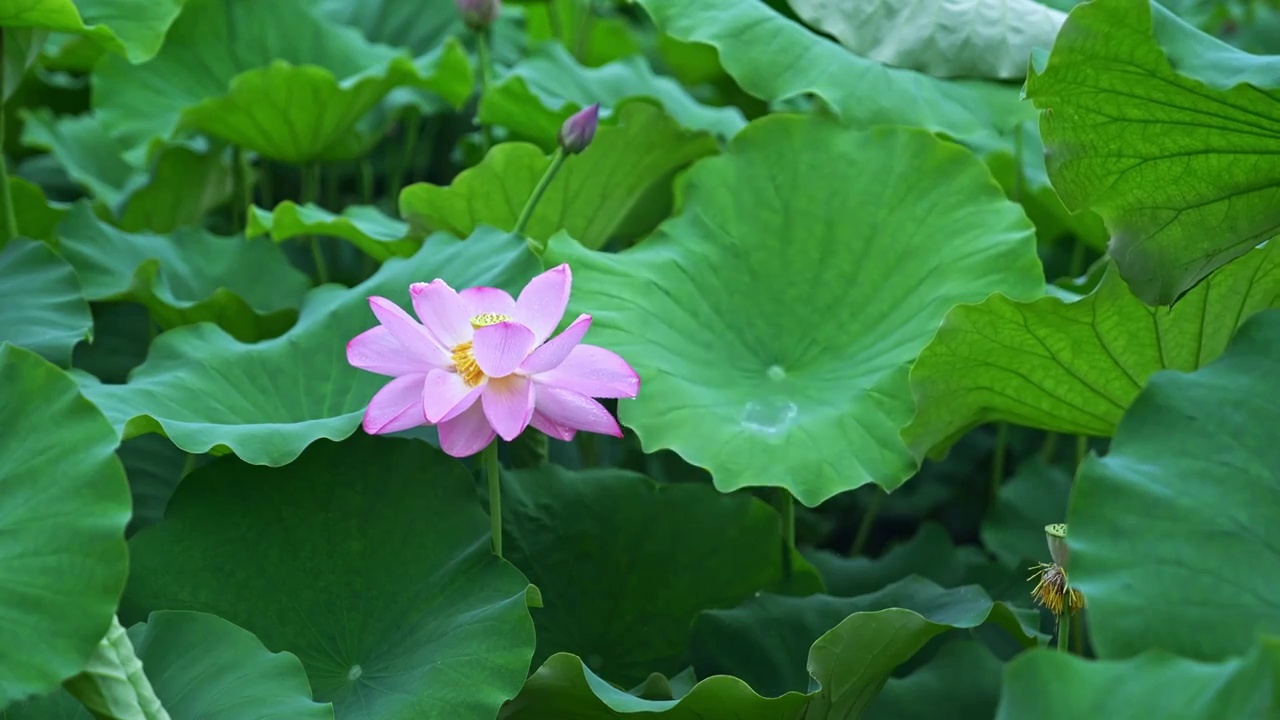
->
[851, 488, 885, 556]
[1057, 606, 1072, 652]
[476, 30, 495, 153]
[770, 488, 795, 581]
[515, 148, 566, 252]
[484, 441, 503, 559]
[990, 422, 1008, 503]
[0, 29, 19, 249]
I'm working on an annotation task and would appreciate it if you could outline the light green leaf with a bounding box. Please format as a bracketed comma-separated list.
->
[996, 647, 1274, 719]
[547, 115, 1042, 505]
[246, 202, 417, 261]
[402, 102, 718, 249]
[0, 239, 91, 366]
[690, 576, 1034, 698]
[1071, 308, 1280, 661]
[0, 344, 130, 708]
[866, 641, 1003, 720]
[634, 0, 1036, 144]
[56, 204, 310, 342]
[1025, 0, 1280, 305]
[315, 0, 461, 59]
[904, 244, 1279, 457]
[93, 0, 473, 163]
[79, 228, 540, 465]
[10, 177, 67, 242]
[20, 109, 233, 232]
[480, 44, 745, 149]
[0, 0, 183, 63]
[124, 435, 536, 720]
[501, 464, 821, 688]
[6, 611, 335, 719]
[980, 458, 1072, 568]
[788, 0, 1065, 79]
[503, 653, 807, 719]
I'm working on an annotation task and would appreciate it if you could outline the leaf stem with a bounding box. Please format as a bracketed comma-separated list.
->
[516, 148, 566, 254]
[851, 488, 885, 556]
[1075, 435, 1088, 468]
[1040, 431, 1059, 463]
[476, 30, 495, 153]
[359, 157, 375, 205]
[230, 145, 248, 232]
[484, 441, 503, 558]
[389, 108, 421, 196]
[1057, 605, 1072, 652]
[300, 163, 328, 284]
[572, 0, 594, 61]
[990, 422, 1008, 503]
[548, 1, 564, 41]
[0, 29, 19, 249]
[64, 616, 172, 720]
[771, 488, 795, 581]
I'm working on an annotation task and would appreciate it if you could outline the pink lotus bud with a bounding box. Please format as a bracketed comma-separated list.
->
[457, 0, 500, 30]
[558, 104, 599, 155]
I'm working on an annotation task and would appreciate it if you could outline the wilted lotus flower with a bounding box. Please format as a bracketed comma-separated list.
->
[1030, 523, 1085, 617]
[347, 264, 639, 457]
[558, 104, 599, 154]
[456, 0, 500, 30]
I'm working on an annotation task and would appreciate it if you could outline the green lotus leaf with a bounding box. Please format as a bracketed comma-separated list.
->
[117, 434, 185, 537]
[9, 177, 67, 242]
[20, 109, 233, 232]
[634, 0, 1036, 144]
[995, 647, 1275, 719]
[806, 522, 1003, 597]
[0, 344, 130, 707]
[980, 458, 1072, 568]
[315, 0, 462, 59]
[479, 44, 745, 149]
[547, 115, 1042, 505]
[0, 239, 91, 366]
[501, 464, 821, 688]
[904, 243, 1279, 457]
[866, 641, 1003, 720]
[0, 0, 182, 63]
[1024, 0, 1280, 305]
[246, 202, 417, 261]
[5, 611, 334, 719]
[524, 3, 642, 68]
[401, 102, 718, 249]
[93, 0, 472, 164]
[124, 435, 536, 720]
[788, 0, 1064, 79]
[56, 204, 310, 342]
[1070, 308, 1280, 661]
[79, 227, 539, 465]
[72, 302, 150, 384]
[690, 576, 1034, 698]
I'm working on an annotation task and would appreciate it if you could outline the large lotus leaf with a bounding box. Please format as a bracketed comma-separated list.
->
[634, 0, 1036, 144]
[402, 102, 717, 250]
[10, 177, 66, 242]
[479, 44, 745, 149]
[996, 647, 1274, 719]
[315, 0, 460, 59]
[690, 576, 1034, 698]
[524, 3, 642, 68]
[0, 344, 130, 707]
[866, 641, 1003, 720]
[0, 239, 91, 366]
[501, 464, 820, 688]
[1025, 0, 1280, 305]
[93, 0, 472, 163]
[246, 202, 418, 261]
[806, 522, 1001, 597]
[56, 204, 310, 342]
[545, 115, 1042, 505]
[1069, 309, 1280, 661]
[0, 0, 182, 63]
[5, 611, 334, 719]
[20, 110, 233, 232]
[980, 458, 1072, 568]
[905, 243, 1279, 457]
[788, 0, 1064, 80]
[123, 435, 535, 720]
[78, 227, 540, 465]
[502, 653, 808, 719]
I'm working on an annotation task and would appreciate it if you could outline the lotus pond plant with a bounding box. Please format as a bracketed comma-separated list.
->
[2, 0, 1279, 718]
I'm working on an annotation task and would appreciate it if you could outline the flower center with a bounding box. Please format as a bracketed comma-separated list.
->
[450, 314, 511, 387]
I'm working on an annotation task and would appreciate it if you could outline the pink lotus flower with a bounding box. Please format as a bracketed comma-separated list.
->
[347, 264, 639, 457]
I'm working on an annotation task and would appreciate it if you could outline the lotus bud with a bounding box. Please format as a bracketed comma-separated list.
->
[558, 103, 599, 155]
[457, 0, 500, 31]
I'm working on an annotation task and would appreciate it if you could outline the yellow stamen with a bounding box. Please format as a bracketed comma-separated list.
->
[470, 313, 511, 329]
[1029, 562, 1086, 616]
[452, 341, 484, 387]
